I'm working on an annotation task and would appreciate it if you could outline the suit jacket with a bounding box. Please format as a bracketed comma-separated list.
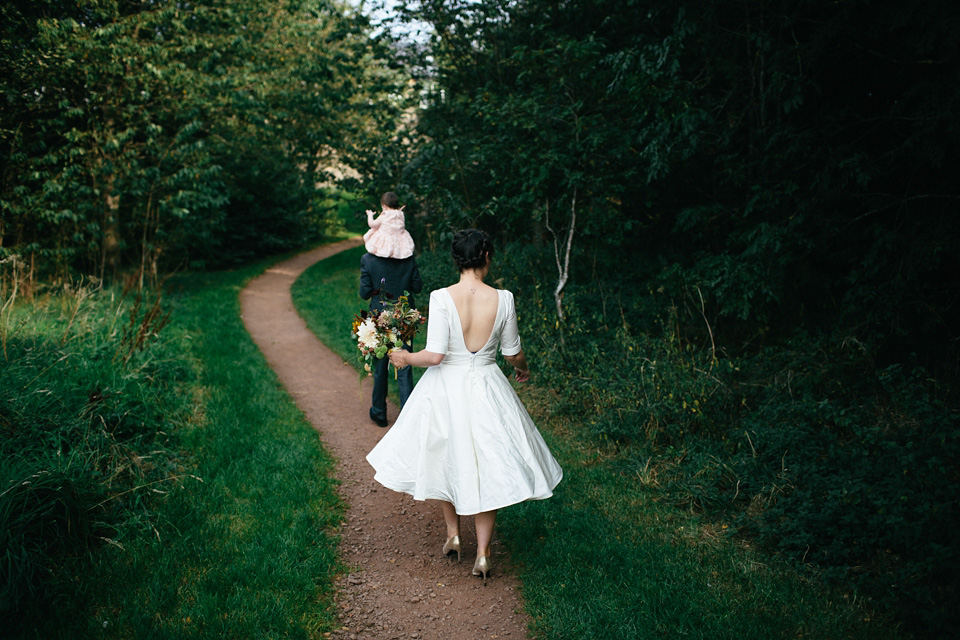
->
[360, 252, 423, 311]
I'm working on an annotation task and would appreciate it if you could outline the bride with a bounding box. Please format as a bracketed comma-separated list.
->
[366, 229, 563, 581]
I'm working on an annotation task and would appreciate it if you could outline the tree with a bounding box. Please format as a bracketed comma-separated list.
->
[392, 0, 959, 369]
[0, 0, 401, 286]
[392, 0, 703, 320]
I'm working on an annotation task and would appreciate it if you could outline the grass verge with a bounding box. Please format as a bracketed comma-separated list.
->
[4, 256, 344, 638]
[291, 249, 898, 640]
[290, 244, 427, 389]
[290, 245, 369, 364]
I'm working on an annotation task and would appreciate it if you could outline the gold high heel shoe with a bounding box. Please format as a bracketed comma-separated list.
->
[472, 555, 491, 583]
[442, 535, 461, 562]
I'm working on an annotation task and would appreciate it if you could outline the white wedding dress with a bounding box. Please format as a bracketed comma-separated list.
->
[366, 288, 563, 515]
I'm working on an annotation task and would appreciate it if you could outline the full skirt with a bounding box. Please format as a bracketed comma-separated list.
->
[366, 361, 563, 516]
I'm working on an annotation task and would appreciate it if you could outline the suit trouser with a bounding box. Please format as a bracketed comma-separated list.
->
[370, 343, 414, 421]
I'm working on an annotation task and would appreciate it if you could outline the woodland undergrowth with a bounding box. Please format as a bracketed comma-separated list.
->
[468, 242, 959, 638]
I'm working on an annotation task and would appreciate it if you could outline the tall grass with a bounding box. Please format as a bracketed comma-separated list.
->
[291, 246, 898, 639]
[3, 257, 344, 638]
[1, 282, 191, 629]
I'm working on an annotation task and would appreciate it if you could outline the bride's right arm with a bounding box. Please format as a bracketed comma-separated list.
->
[390, 289, 447, 369]
[504, 350, 530, 382]
[390, 349, 444, 368]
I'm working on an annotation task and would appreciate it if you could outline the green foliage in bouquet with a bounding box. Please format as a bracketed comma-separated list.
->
[351, 291, 426, 371]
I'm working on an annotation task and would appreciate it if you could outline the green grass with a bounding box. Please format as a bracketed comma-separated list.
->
[290, 248, 900, 640]
[499, 420, 897, 639]
[290, 245, 369, 364]
[4, 255, 344, 638]
[1, 285, 193, 631]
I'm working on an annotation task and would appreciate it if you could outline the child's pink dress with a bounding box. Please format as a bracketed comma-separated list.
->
[364, 208, 415, 259]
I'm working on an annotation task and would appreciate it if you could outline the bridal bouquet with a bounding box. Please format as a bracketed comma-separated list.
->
[351, 289, 426, 374]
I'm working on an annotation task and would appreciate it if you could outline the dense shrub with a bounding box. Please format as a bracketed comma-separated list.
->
[734, 350, 960, 635]
[425, 240, 959, 636]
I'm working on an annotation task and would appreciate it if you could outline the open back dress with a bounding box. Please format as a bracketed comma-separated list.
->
[365, 288, 563, 515]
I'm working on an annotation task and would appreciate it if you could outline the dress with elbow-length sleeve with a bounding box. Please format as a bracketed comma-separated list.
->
[365, 288, 563, 515]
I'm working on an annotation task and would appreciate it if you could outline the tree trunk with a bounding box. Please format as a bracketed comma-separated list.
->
[545, 186, 577, 323]
[103, 184, 121, 281]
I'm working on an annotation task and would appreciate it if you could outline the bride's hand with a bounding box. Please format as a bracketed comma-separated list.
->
[514, 367, 530, 383]
[389, 350, 407, 368]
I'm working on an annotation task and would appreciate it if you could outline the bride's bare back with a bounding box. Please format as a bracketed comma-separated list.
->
[447, 281, 499, 353]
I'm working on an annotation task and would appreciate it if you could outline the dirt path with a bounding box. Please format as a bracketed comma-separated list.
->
[240, 239, 531, 640]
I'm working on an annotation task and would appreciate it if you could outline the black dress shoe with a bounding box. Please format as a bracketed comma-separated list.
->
[369, 408, 388, 428]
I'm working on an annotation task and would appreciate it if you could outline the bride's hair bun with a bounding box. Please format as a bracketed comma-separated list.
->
[452, 229, 494, 272]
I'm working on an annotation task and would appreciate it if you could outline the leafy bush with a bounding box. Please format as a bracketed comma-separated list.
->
[733, 349, 960, 636]
[427, 240, 959, 636]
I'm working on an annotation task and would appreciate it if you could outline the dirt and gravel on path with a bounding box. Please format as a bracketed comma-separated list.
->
[240, 239, 532, 640]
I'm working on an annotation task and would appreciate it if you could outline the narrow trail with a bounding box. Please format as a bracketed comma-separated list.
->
[240, 239, 531, 640]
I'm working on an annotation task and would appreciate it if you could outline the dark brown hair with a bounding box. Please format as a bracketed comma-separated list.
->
[381, 192, 400, 209]
[451, 229, 494, 272]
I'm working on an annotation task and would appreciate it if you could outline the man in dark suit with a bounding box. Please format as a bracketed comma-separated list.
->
[359, 247, 423, 427]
